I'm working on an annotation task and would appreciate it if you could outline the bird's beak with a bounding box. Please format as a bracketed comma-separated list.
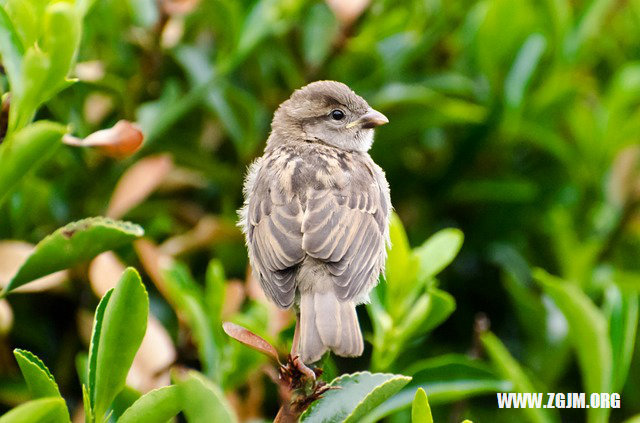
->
[346, 109, 389, 129]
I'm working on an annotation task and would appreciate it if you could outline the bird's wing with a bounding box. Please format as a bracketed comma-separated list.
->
[302, 159, 390, 302]
[243, 158, 305, 308]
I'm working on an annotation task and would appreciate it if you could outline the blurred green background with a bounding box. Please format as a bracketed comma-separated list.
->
[1, 0, 640, 421]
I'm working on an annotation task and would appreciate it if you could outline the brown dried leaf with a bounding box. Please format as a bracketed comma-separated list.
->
[106, 154, 173, 219]
[0, 241, 68, 293]
[608, 145, 640, 206]
[76, 309, 94, 346]
[127, 315, 176, 392]
[71, 405, 85, 423]
[158, 166, 207, 192]
[63, 120, 144, 159]
[159, 216, 241, 256]
[88, 251, 126, 297]
[325, 0, 371, 26]
[162, 0, 201, 15]
[222, 321, 280, 363]
[0, 299, 13, 335]
[227, 370, 265, 421]
[134, 238, 175, 303]
[84, 93, 114, 126]
[222, 280, 246, 318]
[74, 61, 105, 82]
[161, 17, 185, 49]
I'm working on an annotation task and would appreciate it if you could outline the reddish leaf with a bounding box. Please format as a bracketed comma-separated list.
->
[63, 120, 144, 159]
[222, 321, 280, 363]
[106, 154, 173, 219]
[325, 0, 370, 26]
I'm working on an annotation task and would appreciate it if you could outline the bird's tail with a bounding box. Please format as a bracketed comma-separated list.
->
[298, 291, 364, 363]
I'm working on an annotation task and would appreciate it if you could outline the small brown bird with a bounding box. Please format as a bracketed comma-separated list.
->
[239, 81, 391, 364]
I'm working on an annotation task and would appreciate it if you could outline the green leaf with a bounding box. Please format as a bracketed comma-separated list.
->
[0, 397, 69, 423]
[563, 0, 615, 59]
[204, 258, 226, 328]
[40, 2, 80, 101]
[92, 268, 149, 420]
[534, 269, 612, 423]
[504, 33, 547, 109]
[373, 83, 487, 125]
[414, 228, 464, 282]
[110, 386, 141, 421]
[234, 0, 285, 66]
[603, 283, 638, 391]
[2, 217, 144, 295]
[481, 332, 557, 423]
[163, 262, 220, 384]
[301, 372, 411, 423]
[411, 388, 433, 423]
[177, 370, 238, 423]
[302, 3, 339, 68]
[422, 289, 456, 333]
[0, 121, 66, 208]
[396, 289, 455, 345]
[126, 0, 159, 28]
[624, 415, 640, 423]
[364, 355, 511, 423]
[82, 384, 92, 423]
[385, 213, 419, 318]
[13, 349, 61, 399]
[10, 47, 50, 132]
[77, 0, 99, 17]
[87, 289, 113, 412]
[118, 385, 181, 423]
[0, 6, 24, 95]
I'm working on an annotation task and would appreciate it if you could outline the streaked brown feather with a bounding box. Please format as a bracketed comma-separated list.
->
[241, 141, 390, 307]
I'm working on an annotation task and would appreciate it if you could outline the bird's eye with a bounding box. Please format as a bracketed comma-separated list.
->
[330, 109, 345, 120]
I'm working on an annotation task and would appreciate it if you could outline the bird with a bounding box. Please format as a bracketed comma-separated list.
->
[239, 80, 391, 364]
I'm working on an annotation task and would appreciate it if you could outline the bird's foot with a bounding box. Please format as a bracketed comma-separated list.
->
[292, 355, 317, 381]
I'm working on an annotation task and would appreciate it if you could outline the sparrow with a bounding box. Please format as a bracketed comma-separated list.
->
[239, 81, 391, 364]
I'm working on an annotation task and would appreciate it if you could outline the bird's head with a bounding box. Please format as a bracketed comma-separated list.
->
[270, 80, 388, 152]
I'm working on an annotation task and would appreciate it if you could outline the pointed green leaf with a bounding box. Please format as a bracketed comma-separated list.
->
[93, 268, 149, 420]
[411, 388, 433, 423]
[110, 386, 141, 421]
[82, 384, 93, 423]
[534, 269, 612, 423]
[88, 289, 113, 411]
[0, 397, 69, 423]
[13, 349, 61, 399]
[0, 6, 24, 95]
[0, 121, 66, 208]
[603, 283, 638, 391]
[301, 372, 411, 423]
[164, 263, 220, 383]
[302, 3, 338, 68]
[178, 371, 237, 423]
[10, 46, 50, 132]
[481, 332, 557, 423]
[204, 259, 226, 326]
[40, 2, 80, 102]
[504, 33, 546, 109]
[2, 217, 143, 295]
[414, 228, 464, 281]
[422, 289, 456, 333]
[386, 213, 419, 318]
[364, 355, 511, 423]
[117, 385, 181, 423]
[3, 0, 47, 48]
